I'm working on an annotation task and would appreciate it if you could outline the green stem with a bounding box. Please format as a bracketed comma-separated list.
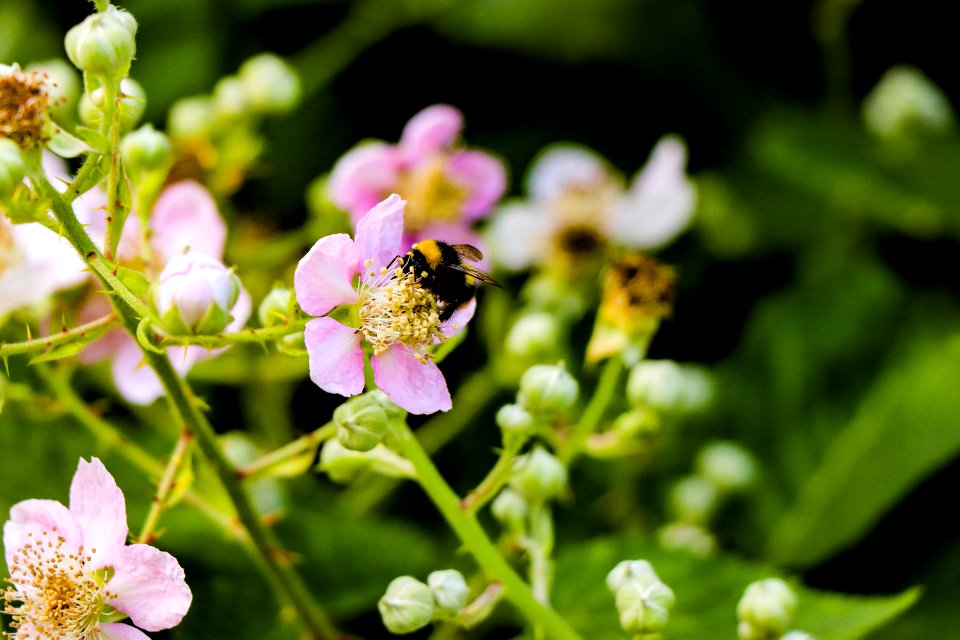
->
[63, 153, 104, 204]
[0, 313, 118, 357]
[390, 423, 583, 640]
[102, 78, 127, 260]
[560, 356, 623, 465]
[237, 422, 335, 481]
[137, 429, 194, 544]
[157, 318, 308, 349]
[460, 444, 518, 515]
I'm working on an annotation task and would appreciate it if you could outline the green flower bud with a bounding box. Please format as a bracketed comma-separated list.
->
[611, 408, 659, 439]
[863, 65, 954, 141]
[509, 446, 567, 503]
[496, 403, 533, 450]
[333, 394, 390, 452]
[317, 440, 414, 484]
[27, 59, 80, 125]
[616, 578, 676, 635]
[121, 124, 171, 180]
[505, 311, 561, 359]
[168, 96, 216, 139]
[154, 251, 240, 335]
[669, 475, 718, 525]
[80, 77, 146, 131]
[606, 559, 659, 593]
[258, 287, 295, 327]
[64, 5, 137, 78]
[781, 632, 815, 640]
[212, 76, 248, 120]
[518, 363, 579, 415]
[696, 441, 757, 493]
[367, 388, 408, 423]
[239, 53, 301, 115]
[656, 522, 717, 558]
[737, 578, 797, 640]
[627, 360, 713, 414]
[0, 139, 26, 199]
[427, 569, 469, 614]
[378, 576, 436, 635]
[490, 488, 528, 532]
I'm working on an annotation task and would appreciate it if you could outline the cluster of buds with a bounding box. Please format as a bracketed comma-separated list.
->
[378, 569, 470, 634]
[606, 559, 676, 638]
[658, 440, 757, 557]
[737, 578, 812, 640]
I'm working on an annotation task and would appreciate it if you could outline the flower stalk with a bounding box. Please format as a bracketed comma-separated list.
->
[0, 313, 118, 357]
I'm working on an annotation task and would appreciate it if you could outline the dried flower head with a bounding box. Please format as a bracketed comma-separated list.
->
[0, 64, 51, 149]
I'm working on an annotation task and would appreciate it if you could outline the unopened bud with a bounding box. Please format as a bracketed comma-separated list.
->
[212, 76, 248, 120]
[518, 363, 578, 415]
[669, 475, 718, 525]
[427, 569, 469, 614]
[606, 559, 659, 593]
[656, 522, 717, 558]
[491, 488, 528, 531]
[505, 311, 561, 359]
[239, 53, 301, 115]
[64, 5, 137, 78]
[627, 360, 712, 414]
[0, 139, 26, 198]
[258, 287, 295, 327]
[509, 446, 567, 503]
[696, 441, 757, 493]
[616, 577, 675, 635]
[496, 403, 533, 449]
[121, 124, 171, 180]
[27, 59, 80, 125]
[611, 408, 659, 439]
[863, 65, 954, 141]
[780, 632, 815, 640]
[378, 576, 436, 635]
[168, 96, 216, 139]
[80, 77, 146, 131]
[737, 578, 797, 640]
[154, 251, 240, 335]
[318, 439, 413, 484]
[333, 393, 389, 452]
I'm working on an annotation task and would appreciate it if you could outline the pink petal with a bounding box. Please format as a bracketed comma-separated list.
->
[111, 339, 165, 406]
[149, 181, 227, 264]
[304, 317, 365, 397]
[329, 143, 402, 220]
[100, 623, 152, 640]
[69, 458, 128, 568]
[372, 345, 451, 414]
[608, 135, 696, 249]
[294, 233, 359, 316]
[440, 296, 476, 338]
[528, 145, 609, 202]
[353, 194, 405, 271]
[107, 543, 192, 632]
[399, 104, 463, 163]
[4, 499, 83, 568]
[446, 150, 507, 220]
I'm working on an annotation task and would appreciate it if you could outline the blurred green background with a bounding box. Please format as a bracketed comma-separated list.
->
[3, 0, 960, 638]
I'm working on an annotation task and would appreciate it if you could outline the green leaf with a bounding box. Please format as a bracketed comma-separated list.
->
[768, 333, 960, 567]
[116, 266, 151, 297]
[553, 537, 918, 640]
[28, 340, 88, 364]
[74, 126, 110, 153]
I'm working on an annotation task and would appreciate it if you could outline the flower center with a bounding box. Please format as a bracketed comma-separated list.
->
[357, 259, 444, 361]
[396, 156, 468, 231]
[0, 66, 51, 150]
[602, 253, 676, 324]
[3, 530, 115, 639]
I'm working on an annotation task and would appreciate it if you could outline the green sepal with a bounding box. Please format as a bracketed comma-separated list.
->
[74, 126, 111, 154]
[116, 265, 151, 297]
[44, 122, 94, 158]
[136, 317, 165, 354]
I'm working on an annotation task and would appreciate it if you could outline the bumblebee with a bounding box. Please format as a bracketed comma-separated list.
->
[400, 240, 501, 321]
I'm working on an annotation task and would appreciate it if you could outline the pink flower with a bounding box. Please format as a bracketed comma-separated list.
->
[3, 457, 192, 639]
[328, 104, 506, 250]
[488, 136, 696, 271]
[80, 180, 249, 405]
[294, 194, 470, 414]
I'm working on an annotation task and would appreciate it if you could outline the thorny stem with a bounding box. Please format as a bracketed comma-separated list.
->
[460, 443, 519, 515]
[102, 78, 126, 260]
[559, 356, 623, 465]
[138, 429, 195, 544]
[156, 318, 309, 349]
[34, 169, 340, 640]
[237, 422, 335, 481]
[389, 422, 583, 640]
[0, 313, 118, 358]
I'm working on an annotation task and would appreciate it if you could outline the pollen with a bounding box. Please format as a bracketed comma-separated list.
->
[357, 259, 444, 361]
[3, 532, 115, 640]
[396, 156, 468, 230]
[0, 66, 51, 150]
[602, 253, 676, 324]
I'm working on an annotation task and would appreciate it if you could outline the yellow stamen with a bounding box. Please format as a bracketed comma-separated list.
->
[396, 156, 468, 230]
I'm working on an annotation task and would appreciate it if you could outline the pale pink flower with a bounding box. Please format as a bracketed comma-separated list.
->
[2, 457, 192, 639]
[488, 136, 696, 271]
[80, 180, 249, 405]
[328, 104, 506, 251]
[295, 194, 470, 414]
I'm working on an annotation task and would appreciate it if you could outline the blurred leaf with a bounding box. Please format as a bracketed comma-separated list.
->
[768, 333, 960, 567]
[28, 341, 88, 364]
[553, 536, 917, 640]
[434, 0, 637, 62]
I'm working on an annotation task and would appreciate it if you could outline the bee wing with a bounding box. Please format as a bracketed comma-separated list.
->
[447, 262, 502, 287]
[451, 244, 484, 262]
